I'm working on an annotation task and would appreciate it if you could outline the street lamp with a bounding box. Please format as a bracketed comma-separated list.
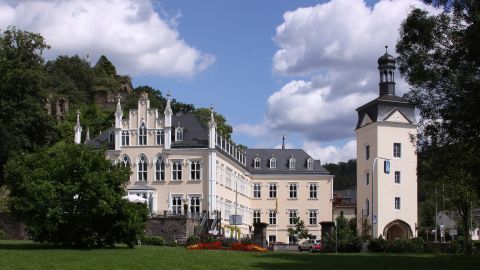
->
[371, 156, 390, 238]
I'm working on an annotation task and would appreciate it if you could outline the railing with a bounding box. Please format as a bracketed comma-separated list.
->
[159, 210, 203, 220]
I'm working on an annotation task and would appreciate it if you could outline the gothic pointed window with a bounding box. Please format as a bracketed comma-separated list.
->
[139, 122, 147, 145]
[155, 157, 165, 181]
[121, 155, 130, 168]
[138, 155, 148, 181]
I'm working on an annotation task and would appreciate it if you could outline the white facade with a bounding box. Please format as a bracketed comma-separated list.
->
[78, 92, 333, 243]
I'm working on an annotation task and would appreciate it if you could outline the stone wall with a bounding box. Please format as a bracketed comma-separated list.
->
[0, 212, 28, 240]
[145, 216, 200, 242]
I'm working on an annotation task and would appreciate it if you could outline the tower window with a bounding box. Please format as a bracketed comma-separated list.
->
[395, 197, 401, 210]
[365, 199, 369, 216]
[393, 143, 401, 158]
[394, 171, 401, 184]
[366, 173, 370, 186]
[365, 145, 370, 160]
[139, 122, 147, 145]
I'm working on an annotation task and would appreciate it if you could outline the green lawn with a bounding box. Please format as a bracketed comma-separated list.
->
[0, 240, 478, 270]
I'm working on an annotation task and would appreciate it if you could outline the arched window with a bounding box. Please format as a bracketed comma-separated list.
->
[139, 122, 147, 145]
[175, 127, 183, 142]
[307, 158, 313, 170]
[121, 131, 130, 146]
[289, 157, 296, 169]
[254, 157, 261, 169]
[138, 155, 148, 181]
[365, 199, 370, 216]
[121, 155, 131, 168]
[155, 157, 165, 181]
[156, 129, 164, 145]
[269, 158, 276, 169]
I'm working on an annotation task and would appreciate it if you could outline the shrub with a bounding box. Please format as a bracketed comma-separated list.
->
[241, 236, 253, 245]
[0, 229, 5, 240]
[410, 237, 424, 253]
[165, 241, 178, 247]
[187, 235, 200, 246]
[220, 237, 236, 248]
[142, 236, 165, 246]
[385, 238, 423, 253]
[368, 236, 387, 252]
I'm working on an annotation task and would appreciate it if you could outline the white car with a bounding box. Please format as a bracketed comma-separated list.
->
[298, 239, 322, 252]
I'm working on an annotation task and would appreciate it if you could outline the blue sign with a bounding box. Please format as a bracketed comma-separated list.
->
[384, 159, 390, 174]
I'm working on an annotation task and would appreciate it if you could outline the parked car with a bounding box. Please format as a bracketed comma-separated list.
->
[298, 239, 322, 252]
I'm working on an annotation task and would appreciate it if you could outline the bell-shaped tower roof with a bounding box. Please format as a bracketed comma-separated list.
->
[378, 46, 396, 96]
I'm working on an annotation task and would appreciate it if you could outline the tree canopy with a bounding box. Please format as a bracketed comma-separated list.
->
[4, 143, 148, 247]
[396, 0, 480, 253]
[323, 159, 356, 191]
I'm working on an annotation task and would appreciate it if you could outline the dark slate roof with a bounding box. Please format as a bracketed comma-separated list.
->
[87, 128, 114, 149]
[245, 149, 330, 175]
[171, 113, 209, 148]
[355, 94, 416, 129]
[127, 184, 155, 191]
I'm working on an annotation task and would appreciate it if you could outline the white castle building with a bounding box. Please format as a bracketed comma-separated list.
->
[355, 48, 418, 240]
[75, 92, 333, 244]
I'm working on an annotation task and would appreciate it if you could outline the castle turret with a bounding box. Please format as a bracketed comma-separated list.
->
[355, 48, 417, 240]
[114, 96, 122, 150]
[74, 110, 82, 144]
[164, 91, 172, 149]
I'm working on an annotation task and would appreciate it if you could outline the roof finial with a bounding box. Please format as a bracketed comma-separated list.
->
[209, 104, 216, 128]
[85, 127, 90, 143]
[167, 90, 171, 100]
[75, 110, 81, 127]
[282, 133, 286, 150]
[385, 45, 388, 53]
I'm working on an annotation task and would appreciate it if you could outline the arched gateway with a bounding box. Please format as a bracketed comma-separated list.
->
[383, 219, 412, 240]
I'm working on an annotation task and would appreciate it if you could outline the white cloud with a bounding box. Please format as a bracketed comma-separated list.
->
[303, 140, 356, 164]
[235, 0, 437, 162]
[0, 0, 215, 77]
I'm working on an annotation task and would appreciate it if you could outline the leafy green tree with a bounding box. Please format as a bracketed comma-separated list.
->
[323, 159, 356, 190]
[324, 216, 362, 252]
[93, 55, 120, 94]
[45, 55, 96, 104]
[4, 142, 148, 248]
[287, 217, 310, 244]
[0, 27, 58, 185]
[193, 108, 233, 139]
[397, 1, 480, 253]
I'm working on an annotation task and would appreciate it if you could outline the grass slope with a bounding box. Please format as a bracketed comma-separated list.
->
[0, 240, 478, 270]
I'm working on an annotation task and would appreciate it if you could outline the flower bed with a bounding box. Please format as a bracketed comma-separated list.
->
[187, 241, 267, 252]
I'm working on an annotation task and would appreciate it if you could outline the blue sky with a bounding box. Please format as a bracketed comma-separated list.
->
[0, 0, 432, 163]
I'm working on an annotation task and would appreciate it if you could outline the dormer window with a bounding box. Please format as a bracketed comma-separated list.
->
[307, 158, 313, 170]
[289, 157, 296, 169]
[254, 157, 261, 169]
[139, 122, 147, 145]
[269, 157, 276, 169]
[175, 127, 183, 142]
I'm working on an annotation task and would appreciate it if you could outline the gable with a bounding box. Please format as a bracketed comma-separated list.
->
[360, 113, 373, 127]
[384, 109, 410, 123]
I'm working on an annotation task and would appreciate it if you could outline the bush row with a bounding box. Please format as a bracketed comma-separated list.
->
[368, 237, 480, 254]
